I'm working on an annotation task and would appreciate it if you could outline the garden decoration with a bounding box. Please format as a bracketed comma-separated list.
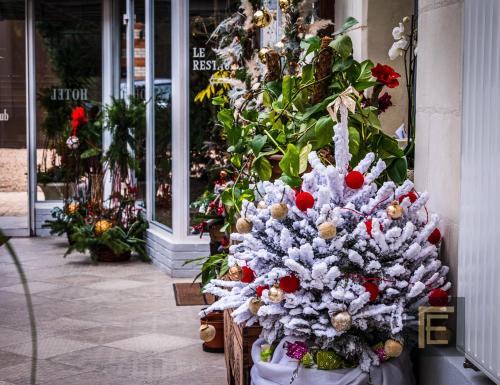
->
[201, 94, 449, 383]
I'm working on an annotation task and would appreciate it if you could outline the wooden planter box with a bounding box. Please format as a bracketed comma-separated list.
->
[224, 309, 262, 385]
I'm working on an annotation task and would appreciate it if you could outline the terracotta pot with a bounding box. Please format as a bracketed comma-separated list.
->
[267, 154, 283, 181]
[200, 310, 224, 353]
[208, 223, 226, 243]
[91, 245, 131, 263]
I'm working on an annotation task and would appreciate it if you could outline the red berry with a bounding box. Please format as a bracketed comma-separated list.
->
[363, 282, 379, 302]
[365, 219, 383, 237]
[428, 288, 448, 306]
[255, 285, 269, 297]
[345, 171, 364, 189]
[398, 192, 417, 203]
[295, 192, 314, 211]
[241, 266, 255, 283]
[279, 275, 300, 293]
[428, 228, 441, 245]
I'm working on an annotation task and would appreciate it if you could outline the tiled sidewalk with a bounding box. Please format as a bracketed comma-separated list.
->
[0, 237, 225, 385]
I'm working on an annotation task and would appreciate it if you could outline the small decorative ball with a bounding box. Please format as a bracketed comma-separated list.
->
[386, 200, 404, 219]
[253, 9, 272, 28]
[363, 282, 379, 302]
[268, 285, 285, 303]
[199, 324, 216, 342]
[295, 192, 314, 211]
[331, 311, 352, 332]
[384, 339, 403, 358]
[228, 265, 242, 281]
[248, 297, 263, 315]
[278, 0, 290, 12]
[236, 217, 253, 233]
[66, 135, 80, 150]
[258, 47, 270, 64]
[318, 222, 337, 240]
[345, 171, 364, 189]
[256, 285, 269, 297]
[94, 219, 113, 236]
[365, 219, 383, 237]
[428, 288, 448, 306]
[257, 200, 268, 209]
[67, 202, 79, 214]
[241, 266, 255, 283]
[398, 191, 417, 204]
[428, 228, 441, 245]
[279, 275, 300, 293]
[271, 203, 288, 219]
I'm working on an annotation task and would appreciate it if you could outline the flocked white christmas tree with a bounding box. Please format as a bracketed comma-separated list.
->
[202, 99, 450, 371]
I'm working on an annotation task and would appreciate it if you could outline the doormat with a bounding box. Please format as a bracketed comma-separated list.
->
[173, 282, 216, 306]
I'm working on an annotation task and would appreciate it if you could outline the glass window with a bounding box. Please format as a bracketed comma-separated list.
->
[0, 0, 28, 229]
[188, 0, 239, 230]
[35, 0, 102, 201]
[152, 0, 172, 228]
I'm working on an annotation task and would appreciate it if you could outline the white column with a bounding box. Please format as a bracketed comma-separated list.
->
[145, 0, 154, 221]
[171, 0, 190, 240]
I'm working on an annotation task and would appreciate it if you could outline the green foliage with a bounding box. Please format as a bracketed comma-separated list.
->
[183, 253, 229, 288]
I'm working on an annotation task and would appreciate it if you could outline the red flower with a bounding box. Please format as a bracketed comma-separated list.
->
[220, 236, 230, 248]
[377, 92, 393, 113]
[371, 64, 401, 88]
[71, 106, 88, 133]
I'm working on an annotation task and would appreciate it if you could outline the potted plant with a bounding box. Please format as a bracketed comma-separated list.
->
[64, 189, 149, 263]
[42, 199, 87, 243]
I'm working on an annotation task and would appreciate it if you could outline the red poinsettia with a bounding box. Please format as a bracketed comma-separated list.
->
[371, 64, 400, 88]
[71, 106, 88, 132]
[377, 92, 393, 113]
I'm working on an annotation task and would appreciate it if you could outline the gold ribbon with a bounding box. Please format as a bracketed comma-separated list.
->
[326, 86, 360, 122]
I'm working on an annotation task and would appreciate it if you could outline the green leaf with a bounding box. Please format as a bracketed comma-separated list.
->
[299, 144, 312, 174]
[280, 175, 302, 187]
[80, 147, 101, 159]
[279, 143, 300, 178]
[314, 116, 334, 149]
[300, 36, 321, 55]
[348, 126, 361, 156]
[282, 75, 293, 105]
[253, 156, 272, 181]
[217, 108, 233, 128]
[250, 135, 267, 156]
[367, 110, 382, 130]
[335, 17, 359, 35]
[230, 154, 242, 168]
[386, 157, 407, 184]
[330, 34, 353, 59]
[211, 96, 226, 106]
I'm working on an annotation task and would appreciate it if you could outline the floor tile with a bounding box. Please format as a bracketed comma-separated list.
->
[0, 281, 63, 295]
[2, 337, 96, 359]
[84, 279, 150, 291]
[104, 333, 199, 354]
[0, 359, 84, 384]
[0, 350, 31, 369]
[55, 325, 147, 344]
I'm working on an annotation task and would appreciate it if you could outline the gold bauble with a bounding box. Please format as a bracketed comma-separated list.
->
[270, 203, 288, 220]
[318, 222, 337, 240]
[384, 339, 403, 358]
[257, 200, 268, 209]
[253, 9, 272, 28]
[228, 265, 242, 281]
[94, 219, 113, 236]
[386, 200, 404, 219]
[268, 285, 285, 303]
[199, 324, 216, 342]
[279, 0, 290, 12]
[236, 217, 253, 233]
[67, 202, 79, 214]
[248, 297, 263, 315]
[331, 311, 352, 332]
[258, 47, 270, 64]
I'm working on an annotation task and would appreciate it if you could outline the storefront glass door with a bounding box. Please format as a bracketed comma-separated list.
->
[0, 0, 28, 235]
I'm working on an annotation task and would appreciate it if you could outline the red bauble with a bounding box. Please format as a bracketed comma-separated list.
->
[363, 282, 379, 302]
[398, 192, 417, 204]
[428, 228, 441, 245]
[428, 288, 448, 306]
[255, 285, 269, 297]
[345, 171, 364, 189]
[279, 275, 300, 293]
[365, 219, 383, 237]
[241, 266, 255, 283]
[296, 192, 314, 211]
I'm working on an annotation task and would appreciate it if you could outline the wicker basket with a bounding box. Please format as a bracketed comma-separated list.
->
[92, 245, 131, 263]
